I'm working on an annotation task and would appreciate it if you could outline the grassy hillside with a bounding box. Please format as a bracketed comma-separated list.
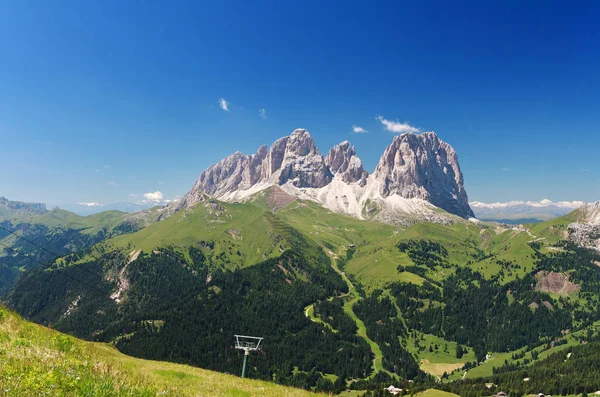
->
[0, 304, 324, 396]
[0, 205, 148, 295]
[106, 199, 286, 270]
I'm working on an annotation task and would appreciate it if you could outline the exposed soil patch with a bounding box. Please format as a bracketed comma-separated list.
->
[535, 271, 580, 295]
[542, 300, 554, 310]
[266, 186, 296, 212]
[278, 263, 290, 276]
[420, 360, 464, 376]
[227, 228, 242, 240]
[109, 249, 139, 304]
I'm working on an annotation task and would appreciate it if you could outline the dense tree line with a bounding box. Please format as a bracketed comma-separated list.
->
[440, 341, 600, 396]
[314, 298, 361, 339]
[397, 240, 450, 269]
[391, 267, 573, 362]
[353, 290, 424, 380]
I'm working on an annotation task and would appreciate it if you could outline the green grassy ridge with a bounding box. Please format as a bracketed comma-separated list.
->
[344, 221, 489, 290]
[0, 206, 148, 295]
[0, 304, 324, 396]
[0, 207, 132, 234]
[85, 199, 295, 272]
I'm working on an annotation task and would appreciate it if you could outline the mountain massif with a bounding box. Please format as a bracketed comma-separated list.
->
[171, 129, 474, 223]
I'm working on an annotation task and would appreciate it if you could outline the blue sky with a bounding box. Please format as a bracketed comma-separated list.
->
[1, 1, 599, 206]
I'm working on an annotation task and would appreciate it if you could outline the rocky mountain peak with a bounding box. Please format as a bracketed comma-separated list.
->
[372, 132, 474, 218]
[286, 128, 319, 156]
[172, 128, 474, 222]
[325, 141, 368, 185]
[277, 129, 332, 188]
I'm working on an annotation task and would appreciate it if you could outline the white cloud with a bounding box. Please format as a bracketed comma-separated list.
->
[104, 165, 110, 169]
[376, 116, 419, 134]
[77, 202, 104, 207]
[501, 168, 515, 172]
[158, 181, 164, 185]
[143, 191, 163, 201]
[352, 125, 368, 133]
[219, 98, 229, 111]
[129, 193, 138, 197]
[259, 108, 267, 119]
[108, 181, 120, 187]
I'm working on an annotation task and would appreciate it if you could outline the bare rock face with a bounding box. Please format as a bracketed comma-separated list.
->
[263, 137, 288, 178]
[566, 201, 600, 249]
[325, 141, 368, 185]
[276, 129, 333, 188]
[574, 201, 600, 225]
[193, 151, 249, 197]
[243, 145, 268, 187]
[371, 132, 474, 218]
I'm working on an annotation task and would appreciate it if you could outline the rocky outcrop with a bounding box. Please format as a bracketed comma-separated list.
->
[566, 201, 600, 250]
[370, 132, 474, 218]
[574, 201, 600, 225]
[170, 129, 475, 222]
[0, 197, 47, 215]
[325, 141, 368, 185]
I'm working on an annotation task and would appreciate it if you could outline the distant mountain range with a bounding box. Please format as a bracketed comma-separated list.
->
[57, 201, 169, 216]
[470, 199, 586, 224]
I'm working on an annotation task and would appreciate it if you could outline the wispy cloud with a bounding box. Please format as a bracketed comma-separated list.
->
[501, 167, 515, 172]
[219, 98, 229, 111]
[158, 181, 164, 185]
[259, 108, 267, 119]
[108, 181, 120, 187]
[104, 165, 110, 169]
[129, 193, 138, 197]
[376, 115, 419, 134]
[143, 191, 163, 201]
[352, 125, 368, 133]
